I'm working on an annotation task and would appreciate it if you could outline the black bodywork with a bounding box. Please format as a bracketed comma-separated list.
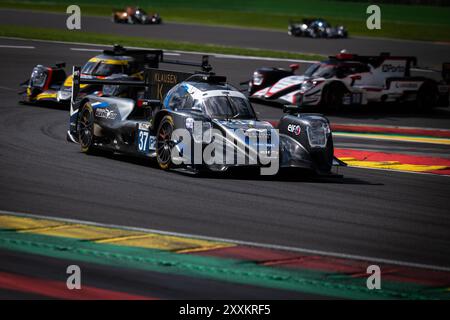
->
[112, 7, 162, 24]
[288, 18, 347, 39]
[69, 53, 343, 176]
[19, 45, 167, 106]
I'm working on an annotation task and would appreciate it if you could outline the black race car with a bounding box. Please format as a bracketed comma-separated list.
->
[112, 7, 162, 24]
[19, 45, 163, 106]
[288, 18, 347, 39]
[68, 52, 344, 176]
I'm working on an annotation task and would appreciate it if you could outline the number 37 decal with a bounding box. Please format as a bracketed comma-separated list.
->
[137, 127, 156, 153]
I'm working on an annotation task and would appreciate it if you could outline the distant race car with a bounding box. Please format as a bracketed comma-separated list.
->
[19, 45, 163, 106]
[248, 52, 450, 110]
[288, 18, 347, 38]
[112, 7, 162, 24]
[68, 52, 344, 176]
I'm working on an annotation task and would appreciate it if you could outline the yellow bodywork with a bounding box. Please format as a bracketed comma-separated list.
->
[88, 57, 129, 65]
[63, 75, 89, 89]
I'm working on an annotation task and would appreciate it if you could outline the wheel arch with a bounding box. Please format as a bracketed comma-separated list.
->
[152, 109, 171, 132]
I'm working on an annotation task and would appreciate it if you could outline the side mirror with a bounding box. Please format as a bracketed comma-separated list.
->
[289, 63, 299, 73]
[349, 74, 361, 86]
[283, 104, 301, 114]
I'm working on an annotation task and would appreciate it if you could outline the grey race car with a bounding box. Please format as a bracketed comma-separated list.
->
[68, 52, 344, 176]
[288, 18, 347, 38]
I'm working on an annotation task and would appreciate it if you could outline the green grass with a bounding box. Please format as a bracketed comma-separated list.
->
[0, 25, 325, 61]
[0, 0, 449, 41]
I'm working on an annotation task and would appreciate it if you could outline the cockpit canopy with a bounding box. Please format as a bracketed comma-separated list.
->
[304, 61, 370, 79]
[81, 55, 136, 77]
[164, 82, 257, 120]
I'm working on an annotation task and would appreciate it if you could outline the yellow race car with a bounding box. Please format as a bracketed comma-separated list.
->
[19, 45, 158, 106]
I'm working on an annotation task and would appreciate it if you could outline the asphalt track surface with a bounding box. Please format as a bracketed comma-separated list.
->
[1, 8, 450, 68]
[0, 38, 450, 298]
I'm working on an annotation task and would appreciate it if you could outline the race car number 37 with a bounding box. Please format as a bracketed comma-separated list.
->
[137, 123, 156, 153]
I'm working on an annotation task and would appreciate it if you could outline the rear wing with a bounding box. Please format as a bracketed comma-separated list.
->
[101, 45, 212, 71]
[331, 52, 417, 76]
[71, 67, 193, 113]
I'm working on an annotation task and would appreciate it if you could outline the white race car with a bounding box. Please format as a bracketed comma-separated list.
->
[249, 52, 449, 110]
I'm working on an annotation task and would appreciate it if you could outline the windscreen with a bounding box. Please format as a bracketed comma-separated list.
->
[81, 61, 125, 76]
[203, 96, 256, 120]
[304, 63, 336, 79]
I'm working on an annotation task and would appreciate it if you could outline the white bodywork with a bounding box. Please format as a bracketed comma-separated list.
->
[252, 56, 448, 107]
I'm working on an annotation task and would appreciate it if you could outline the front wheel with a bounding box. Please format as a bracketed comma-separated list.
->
[415, 82, 438, 110]
[78, 103, 96, 154]
[321, 83, 345, 112]
[156, 116, 175, 170]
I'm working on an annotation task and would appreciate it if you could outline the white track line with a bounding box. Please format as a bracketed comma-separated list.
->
[0, 45, 34, 49]
[70, 48, 103, 52]
[1, 209, 449, 272]
[0, 36, 317, 63]
[212, 53, 318, 63]
[0, 85, 16, 92]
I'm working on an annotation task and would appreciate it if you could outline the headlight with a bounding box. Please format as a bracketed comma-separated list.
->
[300, 81, 314, 93]
[301, 24, 308, 30]
[30, 66, 47, 88]
[252, 72, 264, 86]
[306, 121, 329, 148]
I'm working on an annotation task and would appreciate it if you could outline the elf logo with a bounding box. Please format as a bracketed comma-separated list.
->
[287, 124, 301, 135]
[382, 64, 405, 73]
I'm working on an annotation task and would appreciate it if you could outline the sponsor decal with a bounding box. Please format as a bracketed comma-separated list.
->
[287, 124, 301, 135]
[395, 82, 420, 89]
[95, 108, 118, 120]
[138, 122, 151, 131]
[382, 64, 405, 73]
[148, 69, 191, 100]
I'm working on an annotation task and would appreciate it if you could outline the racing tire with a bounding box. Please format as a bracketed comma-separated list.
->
[415, 82, 438, 110]
[78, 103, 97, 154]
[156, 115, 175, 170]
[321, 83, 345, 112]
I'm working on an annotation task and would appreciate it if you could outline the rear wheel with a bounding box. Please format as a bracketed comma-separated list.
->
[321, 83, 345, 112]
[156, 116, 175, 170]
[78, 103, 96, 154]
[415, 82, 438, 110]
